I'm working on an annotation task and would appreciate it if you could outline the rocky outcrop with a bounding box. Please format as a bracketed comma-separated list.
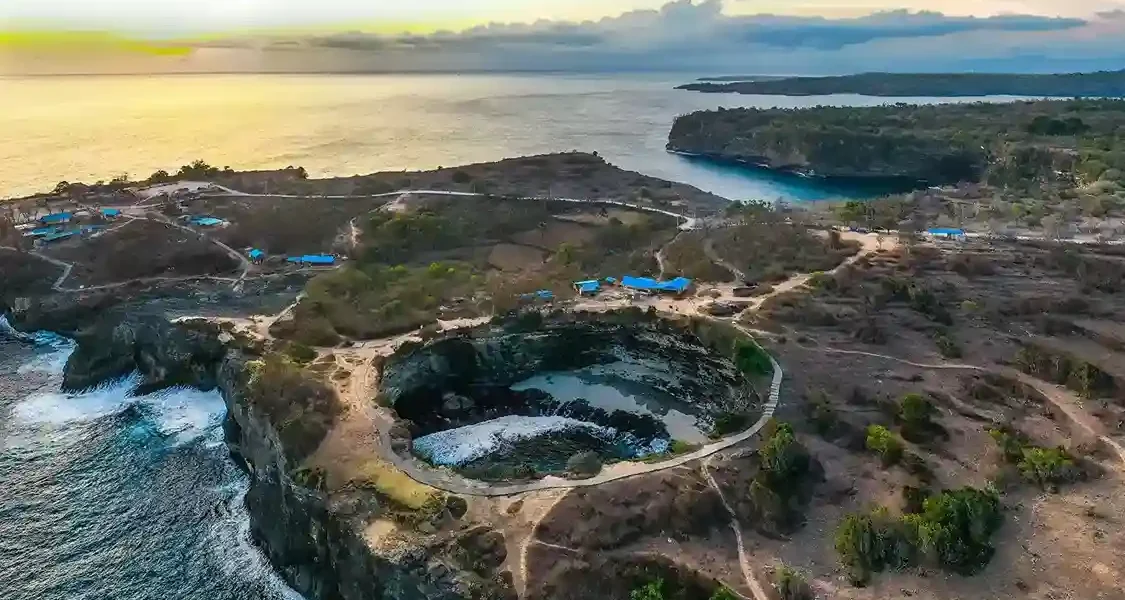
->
[6, 291, 225, 393]
[667, 107, 983, 185]
[219, 354, 517, 600]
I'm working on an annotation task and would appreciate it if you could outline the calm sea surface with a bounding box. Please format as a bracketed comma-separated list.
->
[0, 73, 1008, 201]
[0, 74, 1017, 600]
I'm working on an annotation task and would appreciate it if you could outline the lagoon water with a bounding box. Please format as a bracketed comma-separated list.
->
[0, 73, 1010, 201]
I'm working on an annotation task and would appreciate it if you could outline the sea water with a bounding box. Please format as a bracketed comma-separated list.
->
[0, 330, 303, 600]
[0, 73, 1012, 202]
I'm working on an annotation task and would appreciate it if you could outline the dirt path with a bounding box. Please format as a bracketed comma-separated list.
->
[812, 346, 1125, 469]
[702, 457, 770, 600]
[703, 237, 747, 282]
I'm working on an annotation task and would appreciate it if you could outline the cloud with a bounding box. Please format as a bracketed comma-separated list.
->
[5, 1, 1124, 75]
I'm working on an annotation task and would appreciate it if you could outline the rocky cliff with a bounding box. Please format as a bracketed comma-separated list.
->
[218, 353, 517, 600]
[667, 106, 985, 185]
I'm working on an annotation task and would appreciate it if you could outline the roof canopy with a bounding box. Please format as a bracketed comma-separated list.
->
[620, 275, 692, 293]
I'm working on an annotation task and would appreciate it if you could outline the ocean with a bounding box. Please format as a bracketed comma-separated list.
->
[0, 327, 303, 600]
[0, 73, 1004, 202]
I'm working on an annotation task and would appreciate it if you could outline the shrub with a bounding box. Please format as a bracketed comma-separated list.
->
[451, 170, 473, 184]
[774, 565, 814, 600]
[734, 340, 774, 376]
[833, 508, 914, 585]
[749, 422, 818, 534]
[988, 428, 1081, 490]
[668, 440, 701, 455]
[712, 411, 751, 436]
[1017, 446, 1080, 490]
[708, 587, 739, 600]
[284, 342, 318, 364]
[245, 354, 342, 461]
[913, 487, 1002, 574]
[933, 330, 963, 359]
[631, 579, 665, 600]
[898, 393, 937, 441]
[866, 425, 904, 466]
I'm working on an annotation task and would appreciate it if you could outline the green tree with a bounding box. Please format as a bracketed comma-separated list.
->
[774, 565, 813, 600]
[630, 578, 665, 600]
[865, 425, 904, 466]
[898, 393, 937, 440]
[914, 487, 1002, 574]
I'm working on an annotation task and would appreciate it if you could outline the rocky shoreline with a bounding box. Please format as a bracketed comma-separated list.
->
[4, 301, 514, 600]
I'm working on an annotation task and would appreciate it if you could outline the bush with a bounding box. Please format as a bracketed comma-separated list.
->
[284, 342, 318, 364]
[631, 579, 665, 600]
[865, 425, 904, 466]
[709, 587, 739, 600]
[933, 330, 963, 359]
[898, 393, 938, 441]
[988, 428, 1081, 490]
[245, 354, 342, 461]
[712, 411, 751, 436]
[836, 487, 1002, 585]
[833, 508, 914, 585]
[774, 565, 814, 600]
[733, 340, 774, 376]
[1017, 446, 1080, 491]
[748, 422, 818, 534]
[451, 170, 473, 184]
[565, 451, 603, 479]
[914, 487, 1002, 574]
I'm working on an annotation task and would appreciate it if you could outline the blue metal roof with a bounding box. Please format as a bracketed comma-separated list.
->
[248, 249, 265, 259]
[287, 254, 335, 265]
[576, 280, 600, 294]
[928, 228, 965, 236]
[536, 290, 555, 300]
[605, 277, 618, 284]
[41, 231, 76, 243]
[621, 275, 692, 293]
[29, 227, 58, 236]
[40, 213, 72, 224]
[101, 208, 121, 217]
[191, 217, 224, 227]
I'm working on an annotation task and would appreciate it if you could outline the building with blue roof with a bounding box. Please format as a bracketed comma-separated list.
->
[605, 277, 618, 285]
[40, 213, 72, 225]
[248, 249, 265, 262]
[536, 290, 555, 301]
[620, 275, 693, 294]
[190, 216, 225, 227]
[40, 231, 77, 244]
[26, 227, 59, 237]
[286, 254, 336, 266]
[927, 227, 966, 241]
[573, 280, 601, 295]
[101, 208, 121, 218]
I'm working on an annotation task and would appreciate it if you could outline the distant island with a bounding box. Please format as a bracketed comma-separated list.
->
[677, 70, 1125, 97]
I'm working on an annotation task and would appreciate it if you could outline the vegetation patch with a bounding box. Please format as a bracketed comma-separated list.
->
[244, 353, 342, 461]
[835, 486, 1003, 585]
[988, 427, 1083, 491]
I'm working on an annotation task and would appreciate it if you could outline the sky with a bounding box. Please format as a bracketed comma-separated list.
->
[2, 0, 1124, 74]
[3, 0, 1124, 33]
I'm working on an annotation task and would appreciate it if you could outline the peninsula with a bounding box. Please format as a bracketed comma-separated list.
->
[676, 69, 1125, 97]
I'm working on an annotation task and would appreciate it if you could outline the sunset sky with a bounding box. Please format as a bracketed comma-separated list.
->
[3, 0, 1123, 33]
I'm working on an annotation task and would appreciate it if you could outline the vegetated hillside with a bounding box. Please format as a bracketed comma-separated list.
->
[677, 70, 1125, 97]
[668, 99, 1125, 186]
[272, 195, 679, 345]
[734, 239, 1125, 599]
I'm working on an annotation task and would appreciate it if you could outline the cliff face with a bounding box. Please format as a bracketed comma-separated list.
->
[667, 107, 985, 185]
[219, 355, 516, 600]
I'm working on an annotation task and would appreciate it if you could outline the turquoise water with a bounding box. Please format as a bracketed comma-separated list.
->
[0, 332, 301, 600]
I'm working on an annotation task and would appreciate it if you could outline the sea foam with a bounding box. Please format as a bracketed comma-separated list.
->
[412, 415, 618, 467]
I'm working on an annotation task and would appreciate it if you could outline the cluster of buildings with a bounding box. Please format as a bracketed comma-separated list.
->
[571, 275, 693, 297]
[17, 208, 123, 245]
